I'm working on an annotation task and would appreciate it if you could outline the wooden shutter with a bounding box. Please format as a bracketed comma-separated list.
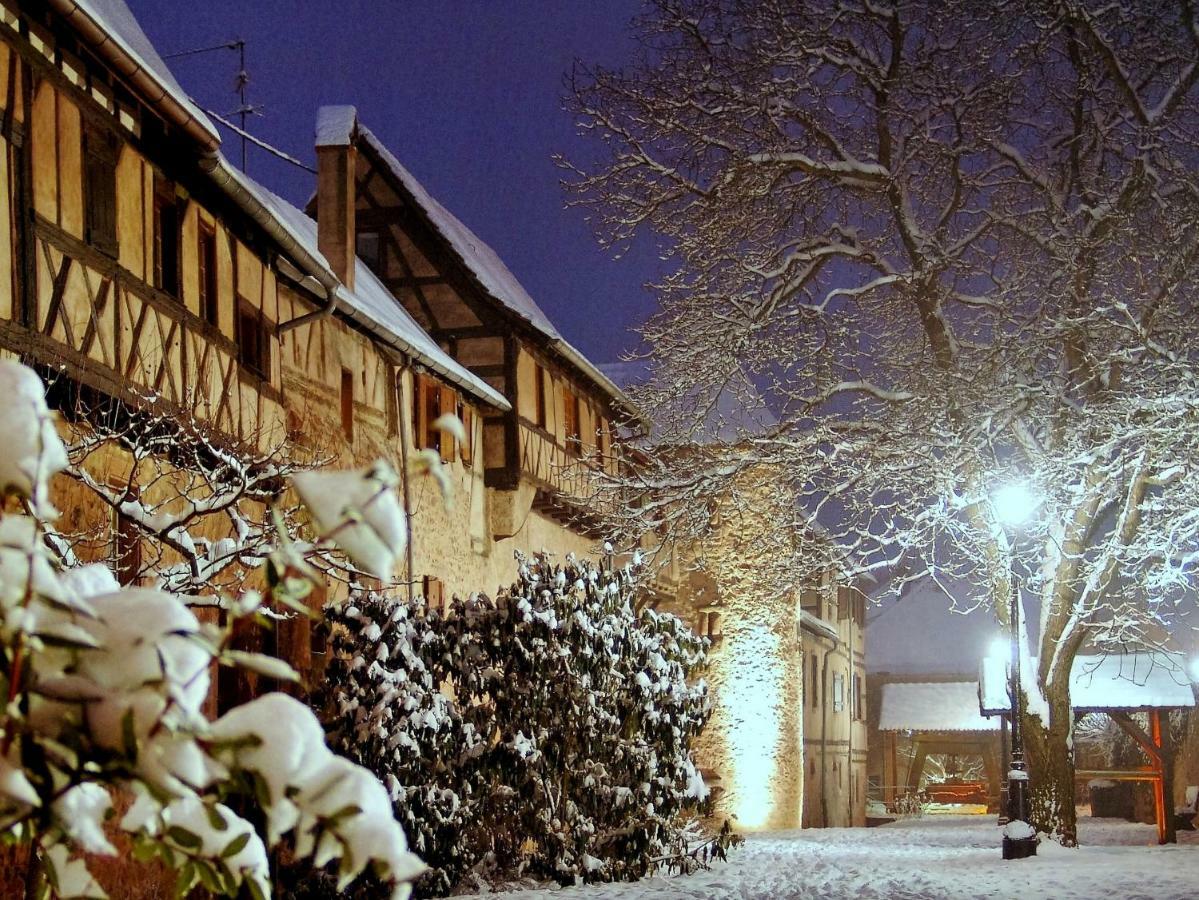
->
[340, 368, 354, 440]
[198, 223, 218, 326]
[534, 364, 547, 429]
[421, 376, 441, 453]
[83, 123, 117, 256]
[440, 386, 456, 462]
[458, 398, 473, 466]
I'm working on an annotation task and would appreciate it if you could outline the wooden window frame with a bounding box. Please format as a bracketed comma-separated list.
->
[236, 296, 270, 380]
[198, 221, 218, 327]
[152, 175, 181, 298]
[82, 122, 118, 257]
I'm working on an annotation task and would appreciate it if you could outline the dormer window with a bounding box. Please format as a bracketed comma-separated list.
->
[356, 229, 381, 270]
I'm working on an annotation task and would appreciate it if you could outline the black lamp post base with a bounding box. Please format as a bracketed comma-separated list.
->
[1002, 835, 1038, 859]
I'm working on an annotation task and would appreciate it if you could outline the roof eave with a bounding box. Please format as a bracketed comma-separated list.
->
[49, 0, 221, 151]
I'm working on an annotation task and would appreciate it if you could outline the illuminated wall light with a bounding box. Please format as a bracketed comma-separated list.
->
[719, 623, 784, 829]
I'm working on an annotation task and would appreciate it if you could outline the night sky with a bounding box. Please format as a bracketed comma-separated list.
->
[126, 0, 665, 365]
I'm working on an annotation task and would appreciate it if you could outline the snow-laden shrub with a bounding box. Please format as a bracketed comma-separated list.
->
[0, 361, 424, 899]
[320, 552, 718, 895]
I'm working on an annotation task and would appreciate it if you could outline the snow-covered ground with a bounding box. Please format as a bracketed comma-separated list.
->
[461, 815, 1199, 900]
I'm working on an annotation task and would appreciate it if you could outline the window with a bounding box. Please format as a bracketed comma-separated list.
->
[152, 176, 180, 297]
[800, 586, 821, 614]
[534, 364, 547, 429]
[563, 387, 581, 449]
[837, 585, 851, 620]
[237, 298, 270, 378]
[853, 672, 864, 721]
[833, 672, 845, 713]
[198, 222, 218, 326]
[356, 229, 382, 270]
[423, 575, 445, 612]
[340, 368, 354, 440]
[413, 373, 442, 453]
[810, 655, 819, 709]
[596, 415, 609, 458]
[82, 122, 117, 256]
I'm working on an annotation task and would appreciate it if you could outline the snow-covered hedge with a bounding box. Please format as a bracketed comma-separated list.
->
[0, 361, 424, 899]
[320, 553, 716, 895]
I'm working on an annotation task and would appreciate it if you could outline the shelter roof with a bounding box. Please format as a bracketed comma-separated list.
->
[979, 651, 1195, 716]
[878, 681, 999, 732]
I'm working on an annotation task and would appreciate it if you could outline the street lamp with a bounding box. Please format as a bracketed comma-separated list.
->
[994, 481, 1038, 860]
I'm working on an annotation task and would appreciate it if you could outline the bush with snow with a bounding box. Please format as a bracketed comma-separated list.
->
[0, 361, 423, 899]
[319, 552, 721, 895]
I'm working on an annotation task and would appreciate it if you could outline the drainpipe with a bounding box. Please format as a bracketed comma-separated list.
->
[198, 153, 339, 331]
[847, 610, 854, 826]
[820, 635, 838, 828]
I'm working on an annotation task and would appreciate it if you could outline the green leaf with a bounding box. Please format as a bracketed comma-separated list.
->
[206, 804, 228, 832]
[174, 862, 196, 898]
[166, 825, 202, 849]
[222, 650, 300, 683]
[220, 831, 251, 859]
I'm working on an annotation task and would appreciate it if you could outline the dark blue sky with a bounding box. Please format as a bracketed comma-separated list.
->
[127, 0, 664, 364]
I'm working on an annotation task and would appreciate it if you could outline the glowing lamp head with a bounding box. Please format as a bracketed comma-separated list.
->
[990, 636, 1012, 662]
[993, 482, 1036, 528]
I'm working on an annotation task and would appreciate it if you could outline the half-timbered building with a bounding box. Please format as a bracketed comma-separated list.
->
[306, 106, 642, 582]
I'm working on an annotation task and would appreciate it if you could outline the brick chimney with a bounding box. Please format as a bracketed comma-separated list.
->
[315, 105, 358, 291]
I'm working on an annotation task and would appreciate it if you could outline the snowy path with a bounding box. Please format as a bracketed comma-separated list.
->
[460, 816, 1199, 900]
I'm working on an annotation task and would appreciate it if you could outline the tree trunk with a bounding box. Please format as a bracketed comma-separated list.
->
[1022, 680, 1078, 846]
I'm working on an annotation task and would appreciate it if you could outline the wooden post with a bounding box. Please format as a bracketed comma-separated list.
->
[1151, 710, 1177, 845]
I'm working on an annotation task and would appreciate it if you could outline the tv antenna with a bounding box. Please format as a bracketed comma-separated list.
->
[164, 39, 262, 171]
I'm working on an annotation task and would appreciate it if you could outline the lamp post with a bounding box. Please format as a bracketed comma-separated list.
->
[993, 482, 1038, 860]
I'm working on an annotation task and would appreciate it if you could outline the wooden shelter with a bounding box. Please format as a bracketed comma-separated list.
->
[980, 651, 1195, 844]
[877, 680, 1003, 808]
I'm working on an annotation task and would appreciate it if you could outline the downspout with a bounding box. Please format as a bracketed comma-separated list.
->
[847, 612, 854, 826]
[198, 152, 339, 332]
[820, 635, 838, 828]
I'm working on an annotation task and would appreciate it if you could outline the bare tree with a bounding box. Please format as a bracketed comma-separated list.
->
[44, 374, 320, 597]
[565, 0, 1199, 843]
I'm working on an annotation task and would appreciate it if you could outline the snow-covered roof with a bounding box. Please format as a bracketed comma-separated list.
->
[317, 107, 636, 418]
[800, 610, 839, 642]
[979, 651, 1195, 716]
[231, 170, 507, 410]
[878, 682, 999, 732]
[53, 0, 219, 148]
